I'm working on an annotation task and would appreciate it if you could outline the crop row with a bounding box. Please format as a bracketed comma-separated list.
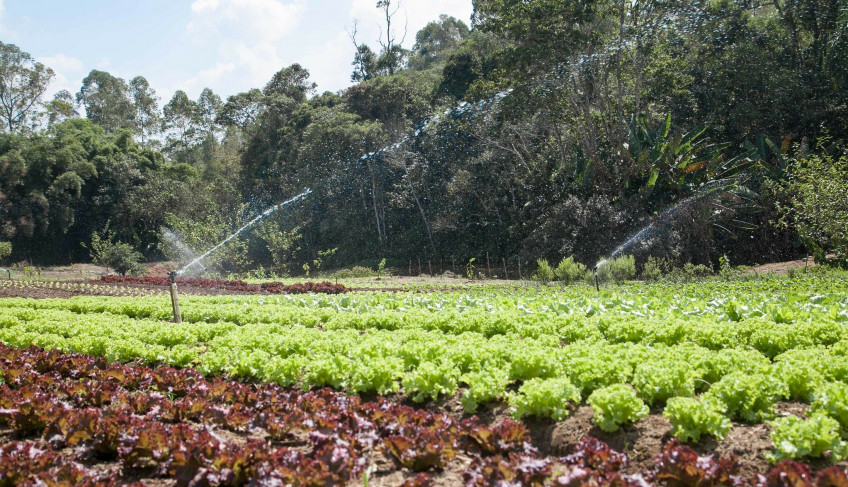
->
[4, 295, 848, 358]
[0, 279, 162, 297]
[3, 343, 847, 486]
[100, 275, 348, 294]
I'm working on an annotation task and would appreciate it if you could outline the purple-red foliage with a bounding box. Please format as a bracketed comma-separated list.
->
[99, 275, 347, 294]
[652, 438, 743, 487]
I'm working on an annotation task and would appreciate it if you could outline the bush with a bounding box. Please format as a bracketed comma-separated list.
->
[334, 266, 377, 278]
[665, 262, 714, 282]
[780, 148, 848, 265]
[598, 255, 636, 283]
[532, 259, 555, 283]
[641, 256, 668, 281]
[0, 242, 10, 262]
[554, 256, 588, 284]
[88, 230, 145, 276]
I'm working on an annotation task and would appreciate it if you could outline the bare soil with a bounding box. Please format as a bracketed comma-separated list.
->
[748, 257, 820, 274]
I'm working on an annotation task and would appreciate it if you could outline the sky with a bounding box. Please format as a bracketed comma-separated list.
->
[0, 0, 474, 103]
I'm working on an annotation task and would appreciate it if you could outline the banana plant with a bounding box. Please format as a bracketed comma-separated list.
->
[624, 113, 755, 206]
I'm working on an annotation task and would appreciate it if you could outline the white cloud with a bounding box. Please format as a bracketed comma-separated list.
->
[177, 61, 237, 95]
[182, 0, 306, 97]
[304, 30, 357, 93]
[187, 0, 306, 43]
[39, 53, 85, 98]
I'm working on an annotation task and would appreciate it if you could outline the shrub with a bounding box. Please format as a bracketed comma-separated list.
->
[666, 262, 714, 282]
[587, 384, 649, 432]
[779, 148, 848, 266]
[641, 256, 668, 281]
[88, 230, 145, 276]
[0, 242, 10, 262]
[598, 255, 636, 283]
[334, 266, 376, 278]
[532, 259, 555, 283]
[554, 256, 587, 284]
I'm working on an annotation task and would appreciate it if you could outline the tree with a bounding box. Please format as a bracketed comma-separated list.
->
[162, 90, 201, 153]
[44, 90, 78, 128]
[216, 89, 264, 133]
[376, 0, 408, 76]
[263, 64, 316, 102]
[196, 88, 222, 134]
[129, 76, 160, 146]
[0, 42, 55, 132]
[472, 0, 603, 76]
[77, 70, 135, 133]
[408, 15, 471, 71]
[351, 44, 378, 82]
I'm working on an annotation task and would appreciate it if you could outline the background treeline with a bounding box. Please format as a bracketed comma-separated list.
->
[1, 0, 846, 273]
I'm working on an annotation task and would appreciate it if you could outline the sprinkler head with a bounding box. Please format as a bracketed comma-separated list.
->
[168, 271, 177, 284]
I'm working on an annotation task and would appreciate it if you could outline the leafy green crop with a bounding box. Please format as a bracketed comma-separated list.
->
[768, 414, 848, 462]
[703, 372, 780, 423]
[664, 397, 731, 442]
[509, 377, 580, 420]
[587, 384, 648, 432]
[811, 382, 848, 434]
[403, 361, 460, 402]
[632, 361, 695, 406]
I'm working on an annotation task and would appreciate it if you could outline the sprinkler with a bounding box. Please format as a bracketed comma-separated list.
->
[168, 271, 182, 324]
[593, 264, 600, 292]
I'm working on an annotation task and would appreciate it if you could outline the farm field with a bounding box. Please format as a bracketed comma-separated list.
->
[2, 274, 848, 485]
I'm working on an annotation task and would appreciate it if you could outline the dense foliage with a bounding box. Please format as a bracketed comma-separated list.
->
[0, 0, 846, 271]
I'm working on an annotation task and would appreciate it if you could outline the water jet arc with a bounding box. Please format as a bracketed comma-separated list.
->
[177, 189, 312, 277]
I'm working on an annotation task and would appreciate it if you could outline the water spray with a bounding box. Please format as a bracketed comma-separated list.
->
[177, 189, 312, 277]
[168, 270, 182, 324]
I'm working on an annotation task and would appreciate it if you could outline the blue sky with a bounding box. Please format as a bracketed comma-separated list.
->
[0, 0, 474, 103]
